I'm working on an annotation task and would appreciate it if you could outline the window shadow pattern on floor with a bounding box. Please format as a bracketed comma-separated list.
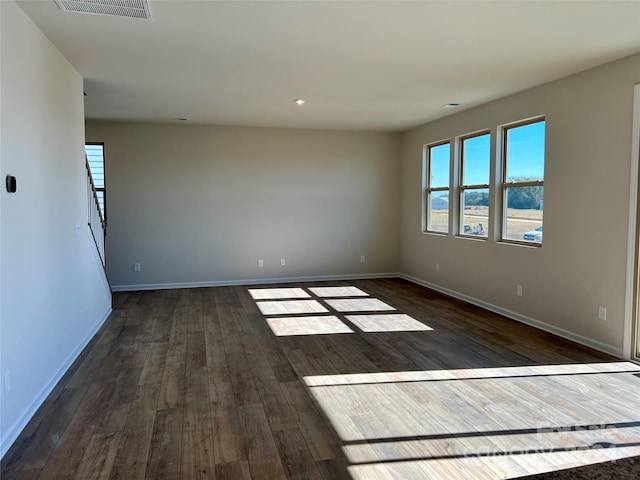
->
[249, 283, 640, 480]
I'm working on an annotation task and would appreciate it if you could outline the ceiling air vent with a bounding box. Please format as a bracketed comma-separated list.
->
[54, 0, 151, 19]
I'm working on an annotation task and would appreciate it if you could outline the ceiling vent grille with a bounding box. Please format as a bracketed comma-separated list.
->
[54, 0, 151, 19]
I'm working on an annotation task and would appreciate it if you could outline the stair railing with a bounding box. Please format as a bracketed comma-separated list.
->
[86, 157, 106, 268]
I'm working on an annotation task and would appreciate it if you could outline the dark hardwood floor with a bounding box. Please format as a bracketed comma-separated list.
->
[2, 278, 640, 479]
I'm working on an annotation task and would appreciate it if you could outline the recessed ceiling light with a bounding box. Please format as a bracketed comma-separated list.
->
[294, 99, 305, 106]
[442, 103, 461, 108]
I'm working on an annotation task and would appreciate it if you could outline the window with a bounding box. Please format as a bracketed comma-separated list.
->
[85, 143, 106, 219]
[459, 132, 490, 238]
[424, 141, 450, 233]
[501, 119, 545, 244]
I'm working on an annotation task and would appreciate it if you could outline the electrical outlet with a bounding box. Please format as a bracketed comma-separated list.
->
[360, 255, 366, 263]
[516, 285, 523, 297]
[133, 263, 141, 272]
[435, 263, 440, 272]
[258, 259, 264, 268]
[4, 372, 11, 397]
[281, 258, 286, 266]
[598, 306, 607, 321]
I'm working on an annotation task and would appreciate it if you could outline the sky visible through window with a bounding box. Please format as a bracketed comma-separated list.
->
[463, 134, 490, 185]
[430, 121, 545, 193]
[506, 120, 545, 181]
[85, 144, 105, 218]
[429, 144, 449, 188]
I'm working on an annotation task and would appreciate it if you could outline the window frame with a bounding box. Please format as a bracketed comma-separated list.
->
[458, 130, 491, 239]
[85, 142, 107, 222]
[500, 117, 545, 246]
[423, 140, 451, 235]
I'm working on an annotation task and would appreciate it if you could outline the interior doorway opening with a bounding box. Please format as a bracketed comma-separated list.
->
[628, 84, 640, 361]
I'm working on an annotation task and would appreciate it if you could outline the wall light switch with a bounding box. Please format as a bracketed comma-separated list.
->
[134, 263, 141, 272]
[598, 306, 607, 321]
[258, 259, 264, 268]
[281, 258, 286, 266]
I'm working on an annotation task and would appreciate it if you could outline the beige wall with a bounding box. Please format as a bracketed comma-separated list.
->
[401, 54, 640, 355]
[1, 1, 112, 456]
[85, 55, 640, 355]
[85, 122, 401, 289]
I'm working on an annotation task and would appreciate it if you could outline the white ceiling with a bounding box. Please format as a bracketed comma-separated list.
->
[17, 0, 640, 131]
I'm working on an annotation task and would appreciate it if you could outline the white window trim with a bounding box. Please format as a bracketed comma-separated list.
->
[458, 130, 491, 240]
[499, 116, 545, 246]
[422, 140, 451, 235]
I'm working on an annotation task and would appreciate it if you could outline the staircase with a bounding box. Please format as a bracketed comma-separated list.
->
[86, 157, 106, 268]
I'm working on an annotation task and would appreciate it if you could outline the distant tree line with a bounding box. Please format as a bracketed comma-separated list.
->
[507, 185, 543, 210]
[436, 177, 543, 210]
[507, 176, 543, 210]
[464, 191, 489, 207]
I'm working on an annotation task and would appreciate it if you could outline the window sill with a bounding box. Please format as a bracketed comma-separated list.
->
[497, 240, 542, 249]
[422, 230, 448, 237]
[456, 234, 488, 242]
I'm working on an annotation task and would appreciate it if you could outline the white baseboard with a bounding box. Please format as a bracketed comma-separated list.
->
[400, 273, 623, 358]
[110, 272, 401, 292]
[113, 271, 623, 357]
[0, 306, 112, 459]
[3, 271, 622, 460]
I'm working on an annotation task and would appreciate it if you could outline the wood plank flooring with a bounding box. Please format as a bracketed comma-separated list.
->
[2, 278, 640, 479]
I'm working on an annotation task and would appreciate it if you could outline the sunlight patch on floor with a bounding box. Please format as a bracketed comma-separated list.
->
[325, 298, 395, 313]
[249, 287, 310, 300]
[303, 362, 640, 387]
[346, 314, 432, 333]
[256, 299, 328, 316]
[304, 362, 640, 479]
[309, 286, 369, 297]
[266, 315, 354, 336]
[250, 285, 434, 335]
